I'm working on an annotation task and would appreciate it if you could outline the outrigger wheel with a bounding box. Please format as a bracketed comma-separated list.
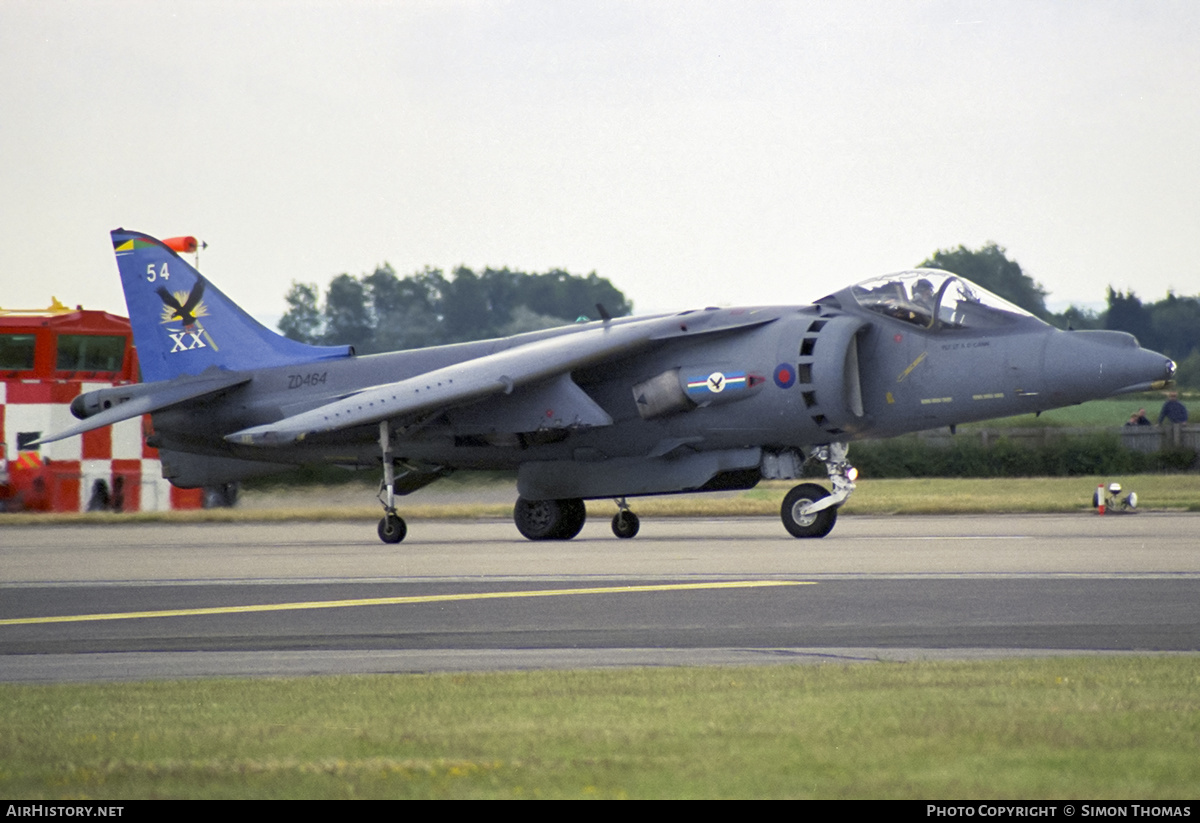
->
[611, 510, 640, 539]
[611, 497, 639, 538]
[376, 421, 407, 544]
[378, 513, 407, 544]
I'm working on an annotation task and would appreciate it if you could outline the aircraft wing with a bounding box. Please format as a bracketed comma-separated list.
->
[227, 310, 781, 446]
[30, 371, 251, 447]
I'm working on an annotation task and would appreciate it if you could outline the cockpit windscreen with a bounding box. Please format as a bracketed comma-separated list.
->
[849, 270, 1037, 330]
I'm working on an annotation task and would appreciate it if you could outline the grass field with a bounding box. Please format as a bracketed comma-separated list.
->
[2, 657, 1197, 799]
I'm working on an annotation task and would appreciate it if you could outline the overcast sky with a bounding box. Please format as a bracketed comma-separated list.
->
[3, 0, 1198, 323]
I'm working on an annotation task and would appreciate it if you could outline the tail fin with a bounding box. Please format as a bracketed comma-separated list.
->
[111, 228, 352, 382]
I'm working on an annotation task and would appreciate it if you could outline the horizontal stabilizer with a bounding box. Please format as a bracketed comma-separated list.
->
[31, 371, 250, 447]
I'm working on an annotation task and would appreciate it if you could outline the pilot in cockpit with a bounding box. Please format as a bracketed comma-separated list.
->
[911, 279, 936, 314]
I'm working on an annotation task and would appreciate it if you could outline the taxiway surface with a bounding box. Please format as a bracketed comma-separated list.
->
[2, 513, 1197, 681]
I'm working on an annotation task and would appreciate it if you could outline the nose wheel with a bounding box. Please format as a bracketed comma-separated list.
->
[781, 482, 837, 538]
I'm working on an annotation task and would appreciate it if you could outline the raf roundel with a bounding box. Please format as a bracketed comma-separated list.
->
[774, 364, 796, 389]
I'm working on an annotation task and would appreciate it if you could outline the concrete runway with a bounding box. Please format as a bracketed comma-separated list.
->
[2, 513, 1198, 681]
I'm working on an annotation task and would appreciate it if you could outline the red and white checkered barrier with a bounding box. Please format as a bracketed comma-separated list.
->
[1, 381, 202, 513]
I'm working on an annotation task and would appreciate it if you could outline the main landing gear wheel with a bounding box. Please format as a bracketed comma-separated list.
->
[514, 497, 586, 540]
[378, 513, 407, 544]
[611, 510, 640, 539]
[781, 483, 837, 538]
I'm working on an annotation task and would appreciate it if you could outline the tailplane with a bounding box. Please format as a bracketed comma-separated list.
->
[112, 229, 352, 382]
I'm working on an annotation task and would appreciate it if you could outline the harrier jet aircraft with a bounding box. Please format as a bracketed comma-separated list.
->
[38, 229, 1175, 543]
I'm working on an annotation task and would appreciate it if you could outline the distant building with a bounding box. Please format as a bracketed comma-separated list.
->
[1, 300, 202, 513]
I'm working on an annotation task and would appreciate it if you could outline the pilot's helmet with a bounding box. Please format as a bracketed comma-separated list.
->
[913, 279, 934, 298]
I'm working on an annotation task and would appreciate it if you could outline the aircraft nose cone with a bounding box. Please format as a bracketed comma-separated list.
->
[1045, 330, 1175, 401]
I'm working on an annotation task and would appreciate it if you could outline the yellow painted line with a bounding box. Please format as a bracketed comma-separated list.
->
[0, 581, 814, 627]
[896, 351, 927, 383]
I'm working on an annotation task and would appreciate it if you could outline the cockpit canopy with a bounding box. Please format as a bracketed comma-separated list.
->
[848, 269, 1041, 331]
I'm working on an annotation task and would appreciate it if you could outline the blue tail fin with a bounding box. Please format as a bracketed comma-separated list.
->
[112, 228, 352, 382]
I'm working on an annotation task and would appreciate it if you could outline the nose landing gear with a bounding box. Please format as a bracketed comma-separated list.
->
[777, 443, 857, 539]
[781, 483, 837, 538]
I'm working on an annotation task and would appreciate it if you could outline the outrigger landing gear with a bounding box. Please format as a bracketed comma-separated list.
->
[378, 512, 406, 543]
[611, 497, 639, 539]
[377, 421, 407, 544]
[779, 443, 857, 539]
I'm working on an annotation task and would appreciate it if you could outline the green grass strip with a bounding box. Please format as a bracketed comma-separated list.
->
[2, 657, 1197, 799]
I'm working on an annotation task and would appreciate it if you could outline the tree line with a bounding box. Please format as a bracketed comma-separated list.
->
[279, 243, 1199, 389]
[278, 264, 632, 354]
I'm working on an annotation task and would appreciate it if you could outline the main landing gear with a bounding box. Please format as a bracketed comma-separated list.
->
[512, 496, 643, 540]
[375, 434, 857, 543]
[513, 497, 587, 540]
